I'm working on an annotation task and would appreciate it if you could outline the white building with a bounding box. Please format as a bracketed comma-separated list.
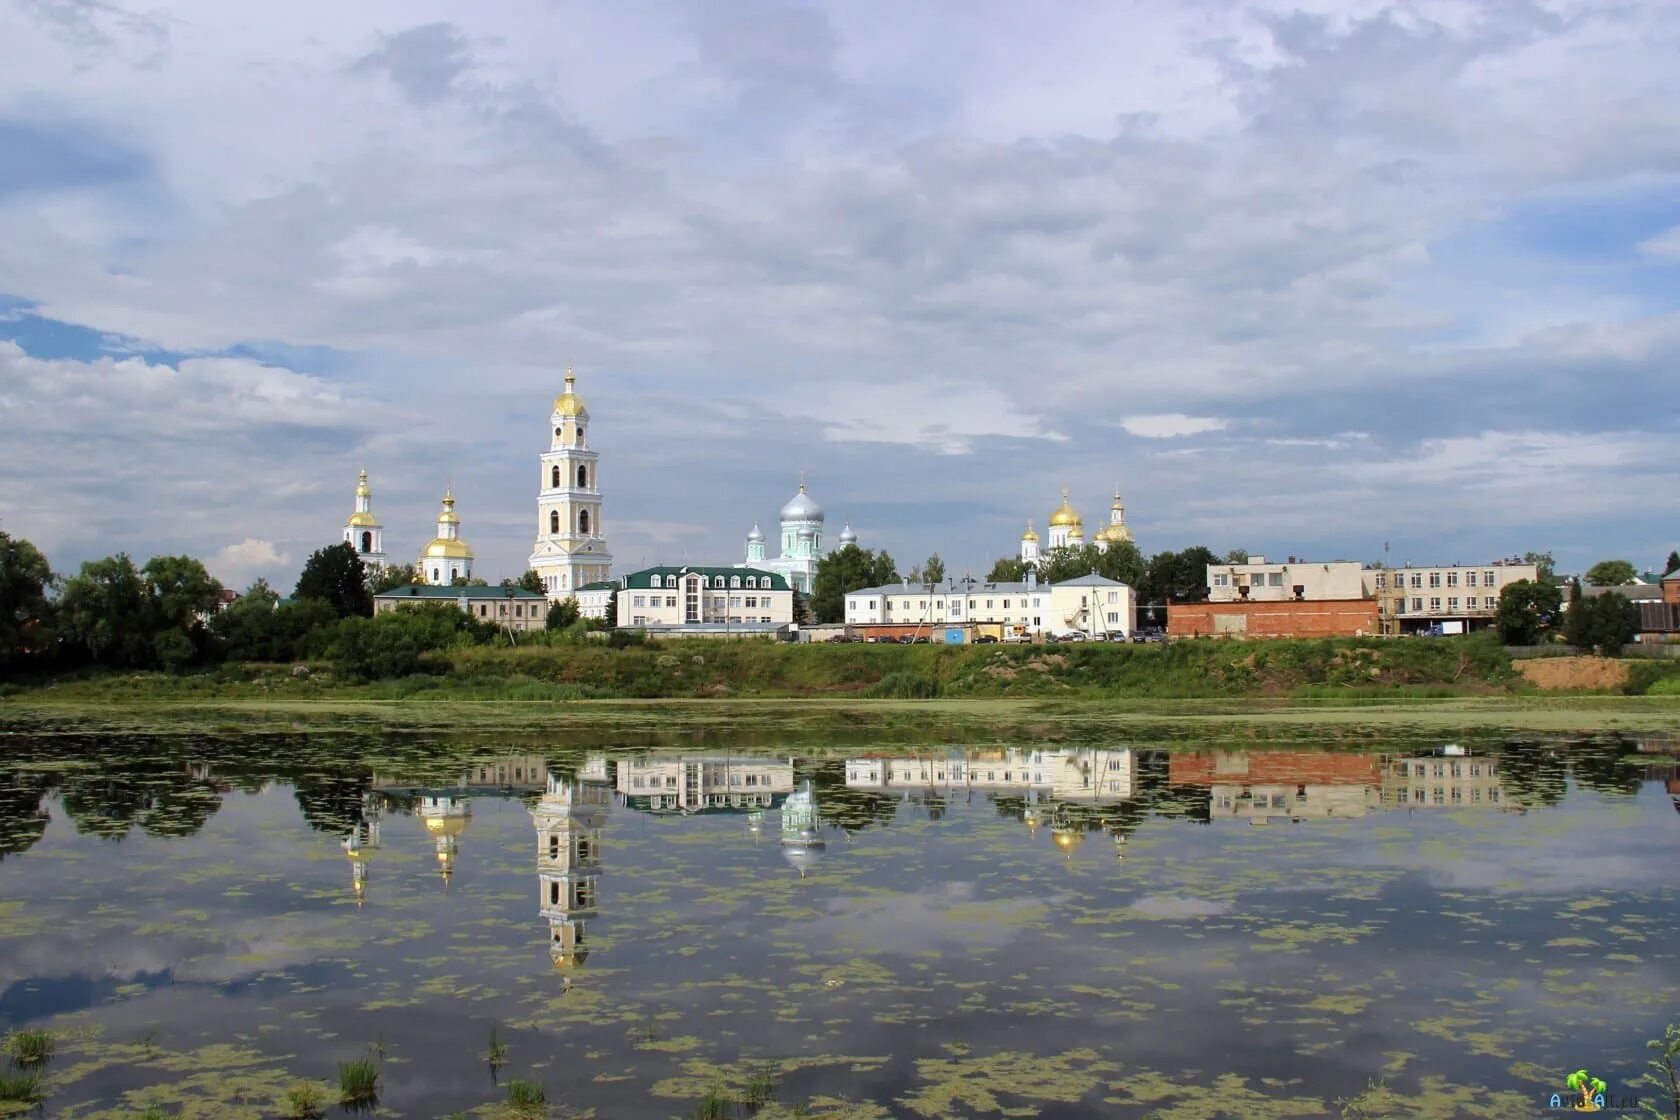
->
[1205, 556, 1540, 632]
[740, 477, 850, 595]
[342, 469, 389, 572]
[529, 369, 614, 601]
[613, 756, 794, 813]
[1207, 557, 1367, 602]
[416, 489, 473, 585]
[616, 565, 794, 634]
[842, 573, 1136, 638]
[575, 580, 616, 622]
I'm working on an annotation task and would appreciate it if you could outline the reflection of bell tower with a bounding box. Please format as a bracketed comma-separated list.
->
[343, 804, 382, 906]
[780, 781, 827, 880]
[534, 771, 611, 971]
[419, 793, 470, 886]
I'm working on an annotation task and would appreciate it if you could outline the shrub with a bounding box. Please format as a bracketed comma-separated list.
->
[284, 1080, 327, 1119]
[507, 1080, 546, 1116]
[866, 672, 942, 699]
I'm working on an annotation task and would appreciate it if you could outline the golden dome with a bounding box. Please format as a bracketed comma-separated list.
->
[437, 489, 460, 525]
[1048, 488, 1083, 529]
[1021, 521, 1039, 543]
[356, 469, 371, 499]
[421, 537, 474, 560]
[347, 512, 379, 527]
[553, 369, 587, 417]
[1052, 827, 1084, 853]
[424, 815, 470, 838]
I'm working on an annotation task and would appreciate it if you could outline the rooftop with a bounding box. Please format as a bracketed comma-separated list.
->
[622, 565, 791, 591]
[375, 584, 547, 601]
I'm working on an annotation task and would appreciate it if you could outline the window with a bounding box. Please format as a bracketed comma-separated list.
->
[1430, 597, 1441, 611]
[432, 567, 441, 582]
[550, 510, 560, 534]
[730, 576, 740, 588]
[666, 596, 677, 608]
[551, 465, 561, 488]
[1446, 572, 1458, 587]
[1429, 572, 1442, 588]
[1410, 574, 1423, 589]
[1397, 598, 1407, 614]
[1107, 612, 1118, 623]
[1483, 571, 1495, 584]
[1484, 596, 1497, 609]
[1465, 572, 1478, 587]
[478, 605, 487, 616]
[579, 509, 590, 533]
[632, 595, 645, 607]
[1374, 573, 1386, 590]
[666, 575, 676, 588]
[1214, 573, 1229, 587]
[1002, 599, 1010, 608]
[1108, 591, 1119, 602]
[577, 465, 588, 488]
[1412, 597, 1423, 611]
[1447, 597, 1459, 610]
[745, 596, 757, 608]
[1269, 572, 1283, 586]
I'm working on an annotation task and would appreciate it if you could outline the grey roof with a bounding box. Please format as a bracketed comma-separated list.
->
[576, 581, 617, 592]
[1053, 573, 1128, 587]
[621, 565, 790, 591]
[375, 584, 546, 601]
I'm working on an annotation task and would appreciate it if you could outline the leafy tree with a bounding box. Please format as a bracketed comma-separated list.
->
[294, 543, 372, 618]
[451, 574, 489, 587]
[1225, 548, 1249, 563]
[1140, 546, 1217, 607]
[210, 579, 337, 663]
[1094, 539, 1147, 587]
[1666, 550, 1680, 577]
[1522, 550, 1556, 582]
[922, 553, 946, 585]
[987, 556, 1030, 582]
[1584, 559, 1637, 587]
[0, 531, 54, 672]
[1565, 591, 1637, 655]
[368, 563, 418, 594]
[810, 544, 898, 624]
[547, 597, 580, 630]
[328, 602, 493, 680]
[596, 589, 619, 629]
[505, 569, 545, 594]
[58, 554, 155, 667]
[792, 587, 810, 625]
[152, 628, 199, 673]
[1495, 578, 1563, 645]
[142, 554, 222, 632]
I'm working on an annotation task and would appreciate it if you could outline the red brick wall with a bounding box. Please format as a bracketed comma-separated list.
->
[1170, 752, 1382, 787]
[1664, 577, 1680, 607]
[1167, 599, 1380, 639]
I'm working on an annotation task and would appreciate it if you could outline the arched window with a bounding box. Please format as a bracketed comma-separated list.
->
[432, 567, 441, 583]
[550, 510, 560, 534]
[551, 465, 560, 488]
[360, 531, 372, 553]
[579, 509, 591, 534]
[577, 465, 588, 488]
[549, 881, 559, 905]
[730, 576, 740, 588]
[554, 426, 562, 438]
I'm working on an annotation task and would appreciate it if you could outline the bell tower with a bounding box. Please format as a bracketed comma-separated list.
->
[530, 369, 614, 599]
[342, 469, 388, 571]
[534, 772, 610, 971]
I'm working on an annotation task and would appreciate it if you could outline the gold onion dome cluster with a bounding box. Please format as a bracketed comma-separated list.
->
[1021, 521, 1039, 542]
[1048, 489, 1083, 529]
[421, 491, 474, 559]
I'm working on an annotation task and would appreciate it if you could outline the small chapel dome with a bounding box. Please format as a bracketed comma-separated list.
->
[838, 522, 857, 546]
[747, 522, 764, 542]
[1021, 521, 1039, 543]
[1049, 489, 1083, 529]
[553, 368, 588, 418]
[780, 481, 824, 523]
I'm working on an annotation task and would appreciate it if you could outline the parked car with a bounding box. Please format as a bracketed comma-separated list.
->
[1058, 631, 1088, 642]
[1130, 628, 1166, 644]
[974, 634, 1000, 644]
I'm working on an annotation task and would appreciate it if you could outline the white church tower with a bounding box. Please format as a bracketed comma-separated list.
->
[1020, 521, 1040, 565]
[745, 523, 766, 564]
[417, 489, 473, 585]
[529, 369, 614, 600]
[342, 469, 388, 571]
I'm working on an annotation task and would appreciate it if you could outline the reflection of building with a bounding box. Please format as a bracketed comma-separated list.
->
[615, 756, 794, 813]
[418, 792, 471, 883]
[342, 801, 382, 906]
[844, 749, 1135, 800]
[1169, 751, 1382, 822]
[533, 768, 611, 971]
[780, 781, 826, 878]
[1382, 753, 1508, 809]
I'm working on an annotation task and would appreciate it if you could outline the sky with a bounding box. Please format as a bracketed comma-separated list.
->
[1, 0, 1678, 591]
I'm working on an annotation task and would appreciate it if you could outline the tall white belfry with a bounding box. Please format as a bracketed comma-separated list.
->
[530, 368, 614, 599]
[342, 470, 388, 571]
[533, 770, 610, 971]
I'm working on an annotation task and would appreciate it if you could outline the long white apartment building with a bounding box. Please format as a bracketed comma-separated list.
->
[845, 748, 1136, 803]
[614, 756, 795, 814]
[843, 574, 1135, 637]
[1205, 555, 1539, 633]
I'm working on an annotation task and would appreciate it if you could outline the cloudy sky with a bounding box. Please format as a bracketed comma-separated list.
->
[2, 0, 1678, 590]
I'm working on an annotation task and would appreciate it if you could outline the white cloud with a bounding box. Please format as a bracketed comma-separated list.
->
[211, 538, 291, 588]
[1121, 414, 1229, 439]
[1637, 224, 1680, 260]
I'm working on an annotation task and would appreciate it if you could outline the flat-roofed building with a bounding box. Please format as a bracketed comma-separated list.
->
[615, 565, 793, 635]
[843, 574, 1134, 638]
[373, 584, 548, 632]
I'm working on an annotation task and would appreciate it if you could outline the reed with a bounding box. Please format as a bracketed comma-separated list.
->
[337, 1056, 380, 1108]
[284, 1079, 327, 1119]
[0, 1071, 43, 1105]
[506, 1079, 546, 1117]
[2, 1028, 53, 1067]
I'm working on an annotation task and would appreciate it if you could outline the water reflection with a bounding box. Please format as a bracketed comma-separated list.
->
[533, 763, 610, 970]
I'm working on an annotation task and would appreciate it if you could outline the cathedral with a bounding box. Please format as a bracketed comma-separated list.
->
[739, 476, 856, 595]
[529, 369, 614, 599]
[1020, 487, 1132, 564]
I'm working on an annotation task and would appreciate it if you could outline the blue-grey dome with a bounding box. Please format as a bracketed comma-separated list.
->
[746, 522, 764, 542]
[838, 521, 857, 545]
[779, 482, 824, 523]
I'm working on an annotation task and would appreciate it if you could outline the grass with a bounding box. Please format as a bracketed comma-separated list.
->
[692, 1084, 733, 1120]
[742, 1065, 777, 1109]
[506, 1080, 546, 1116]
[337, 1055, 380, 1109]
[0, 1071, 43, 1106]
[487, 1025, 508, 1071]
[2, 1028, 53, 1067]
[283, 1080, 327, 1119]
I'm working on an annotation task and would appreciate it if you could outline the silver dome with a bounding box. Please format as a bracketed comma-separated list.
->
[838, 521, 857, 545]
[746, 522, 764, 542]
[779, 483, 824, 523]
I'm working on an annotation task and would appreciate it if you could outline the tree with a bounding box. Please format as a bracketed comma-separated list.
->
[1140, 546, 1217, 607]
[1522, 551, 1556, 582]
[811, 544, 898, 624]
[547, 597, 580, 630]
[1495, 578, 1563, 645]
[986, 557, 1030, 583]
[1565, 591, 1637, 655]
[142, 555, 222, 632]
[294, 543, 372, 618]
[1666, 550, 1680, 577]
[1224, 548, 1249, 563]
[1584, 559, 1637, 587]
[922, 553, 946, 585]
[368, 563, 418, 594]
[0, 531, 54, 672]
[792, 587, 810, 625]
[58, 554, 154, 668]
[514, 569, 545, 594]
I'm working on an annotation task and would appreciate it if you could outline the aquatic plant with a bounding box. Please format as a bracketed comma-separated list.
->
[693, 1084, 733, 1120]
[337, 1055, 380, 1109]
[1640, 1023, 1680, 1120]
[743, 1065, 778, 1109]
[0, 1070, 43, 1105]
[507, 1079, 547, 1116]
[283, 1079, 327, 1119]
[488, 1025, 508, 1071]
[136, 1109, 171, 1120]
[2, 1028, 53, 1067]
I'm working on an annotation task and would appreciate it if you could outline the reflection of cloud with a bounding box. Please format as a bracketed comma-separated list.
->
[788, 881, 1067, 953]
[1127, 894, 1232, 919]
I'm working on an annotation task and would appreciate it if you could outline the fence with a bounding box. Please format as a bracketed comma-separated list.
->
[1505, 644, 1680, 660]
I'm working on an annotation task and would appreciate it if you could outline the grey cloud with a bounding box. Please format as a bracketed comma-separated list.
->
[352, 22, 472, 106]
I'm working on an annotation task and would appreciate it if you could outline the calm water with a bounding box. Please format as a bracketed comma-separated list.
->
[1, 729, 1678, 1118]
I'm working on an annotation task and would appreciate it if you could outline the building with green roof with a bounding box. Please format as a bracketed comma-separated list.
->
[616, 565, 793, 635]
[374, 583, 549, 633]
